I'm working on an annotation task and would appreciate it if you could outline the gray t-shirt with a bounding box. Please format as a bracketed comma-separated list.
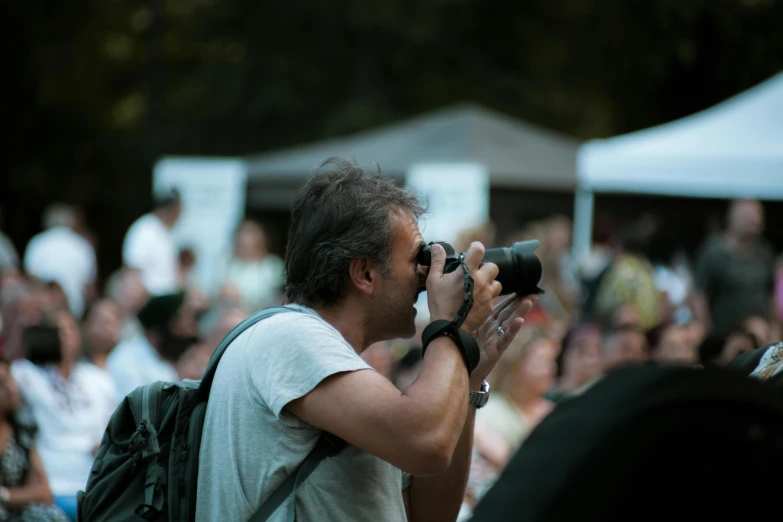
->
[196, 305, 411, 522]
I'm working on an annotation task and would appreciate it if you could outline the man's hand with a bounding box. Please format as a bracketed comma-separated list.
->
[469, 294, 538, 385]
[426, 242, 502, 332]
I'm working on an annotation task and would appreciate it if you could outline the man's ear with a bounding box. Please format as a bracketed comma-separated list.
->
[348, 257, 381, 296]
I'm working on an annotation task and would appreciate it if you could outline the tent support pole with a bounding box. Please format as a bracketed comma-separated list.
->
[571, 187, 594, 268]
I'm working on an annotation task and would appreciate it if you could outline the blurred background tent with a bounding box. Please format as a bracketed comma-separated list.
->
[244, 102, 580, 210]
[573, 71, 783, 262]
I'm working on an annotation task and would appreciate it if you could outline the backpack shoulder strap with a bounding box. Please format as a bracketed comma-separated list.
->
[198, 305, 293, 396]
[250, 434, 346, 522]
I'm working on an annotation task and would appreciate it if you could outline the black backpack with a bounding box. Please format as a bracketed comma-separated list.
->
[470, 365, 783, 522]
[77, 306, 344, 522]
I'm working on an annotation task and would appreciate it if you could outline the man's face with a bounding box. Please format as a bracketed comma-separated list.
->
[729, 200, 763, 239]
[369, 210, 427, 342]
[564, 325, 602, 385]
[602, 307, 647, 371]
[519, 339, 559, 396]
[86, 300, 121, 352]
[653, 325, 696, 365]
[602, 329, 647, 370]
[170, 297, 201, 339]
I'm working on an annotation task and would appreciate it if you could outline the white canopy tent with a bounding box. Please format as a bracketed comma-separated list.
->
[573, 72, 783, 262]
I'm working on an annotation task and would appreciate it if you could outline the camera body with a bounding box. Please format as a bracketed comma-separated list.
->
[418, 240, 544, 296]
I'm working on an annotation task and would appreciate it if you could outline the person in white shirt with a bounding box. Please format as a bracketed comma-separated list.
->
[23, 205, 97, 319]
[122, 189, 182, 295]
[12, 310, 117, 521]
[217, 220, 285, 312]
[106, 291, 200, 398]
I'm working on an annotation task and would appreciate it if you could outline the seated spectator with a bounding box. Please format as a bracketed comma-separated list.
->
[599, 304, 648, 371]
[649, 322, 698, 366]
[176, 304, 246, 380]
[39, 282, 69, 317]
[462, 327, 559, 516]
[480, 326, 559, 455]
[23, 204, 97, 319]
[699, 330, 756, 366]
[0, 355, 69, 522]
[216, 220, 284, 312]
[82, 299, 122, 370]
[107, 292, 200, 397]
[11, 311, 116, 520]
[592, 216, 664, 332]
[740, 314, 772, 348]
[0, 280, 44, 360]
[104, 267, 147, 342]
[549, 322, 602, 402]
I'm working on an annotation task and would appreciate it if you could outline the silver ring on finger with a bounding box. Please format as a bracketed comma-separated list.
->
[497, 326, 505, 336]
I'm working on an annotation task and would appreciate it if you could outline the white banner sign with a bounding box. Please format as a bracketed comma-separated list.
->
[405, 162, 490, 246]
[405, 162, 490, 324]
[153, 157, 248, 292]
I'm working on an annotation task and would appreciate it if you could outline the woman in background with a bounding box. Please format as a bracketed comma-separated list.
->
[0, 355, 68, 521]
[11, 312, 116, 520]
[549, 323, 603, 402]
[216, 220, 284, 312]
[459, 327, 560, 519]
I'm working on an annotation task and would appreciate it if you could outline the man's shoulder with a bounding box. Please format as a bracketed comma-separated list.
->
[245, 306, 342, 341]
[234, 306, 354, 364]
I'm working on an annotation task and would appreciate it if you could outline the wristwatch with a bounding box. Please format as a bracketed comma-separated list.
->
[468, 381, 490, 409]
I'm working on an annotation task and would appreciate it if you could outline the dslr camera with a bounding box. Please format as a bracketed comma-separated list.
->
[417, 240, 544, 296]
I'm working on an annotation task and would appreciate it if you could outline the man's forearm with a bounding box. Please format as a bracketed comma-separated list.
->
[408, 401, 477, 522]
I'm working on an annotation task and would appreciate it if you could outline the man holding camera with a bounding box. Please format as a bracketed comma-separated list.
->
[196, 157, 537, 522]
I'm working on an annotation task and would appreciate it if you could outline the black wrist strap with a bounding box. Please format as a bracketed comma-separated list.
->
[421, 320, 481, 376]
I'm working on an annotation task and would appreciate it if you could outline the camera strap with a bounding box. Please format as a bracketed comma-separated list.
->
[452, 254, 474, 329]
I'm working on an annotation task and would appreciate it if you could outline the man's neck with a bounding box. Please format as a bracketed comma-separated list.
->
[309, 300, 369, 354]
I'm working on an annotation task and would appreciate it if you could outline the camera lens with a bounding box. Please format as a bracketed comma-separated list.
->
[482, 240, 543, 296]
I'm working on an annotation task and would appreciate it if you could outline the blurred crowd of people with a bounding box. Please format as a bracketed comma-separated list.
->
[363, 198, 783, 520]
[0, 192, 284, 521]
[0, 191, 780, 521]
